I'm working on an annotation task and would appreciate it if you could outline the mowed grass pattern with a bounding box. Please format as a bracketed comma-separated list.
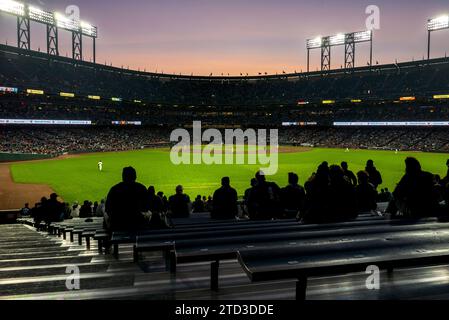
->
[10, 147, 449, 204]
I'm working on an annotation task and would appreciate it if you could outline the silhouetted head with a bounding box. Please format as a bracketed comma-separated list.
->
[255, 171, 266, 183]
[221, 177, 230, 187]
[25, 203, 29, 208]
[341, 162, 348, 170]
[41, 197, 47, 204]
[329, 165, 344, 182]
[148, 186, 156, 196]
[288, 172, 299, 185]
[316, 163, 330, 180]
[405, 157, 421, 175]
[50, 193, 58, 201]
[366, 160, 374, 168]
[157, 191, 164, 198]
[357, 171, 370, 185]
[176, 185, 184, 195]
[122, 167, 137, 183]
[250, 178, 257, 187]
[446, 159, 449, 167]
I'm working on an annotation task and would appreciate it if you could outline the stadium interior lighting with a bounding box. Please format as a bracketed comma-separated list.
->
[307, 37, 322, 49]
[329, 33, 345, 46]
[428, 15, 449, 59]
[353, 30, 372, 42]
[55, 12, 78, 31]
[0, 0, 24, 16]
[28, 6, 53, 24]
[1, 1, 97, 61]
[306, 30, 373, 72]
[428, 15, 449, 31]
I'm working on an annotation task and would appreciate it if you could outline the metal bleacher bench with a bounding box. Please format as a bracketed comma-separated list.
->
[237, 221, 449, 300]
[133, 215, 442, 291]
[111, 218, 301, 258]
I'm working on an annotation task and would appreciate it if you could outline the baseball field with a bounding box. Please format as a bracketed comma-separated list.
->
[3, 147, 449, 208]
[1, 147, 449, 209]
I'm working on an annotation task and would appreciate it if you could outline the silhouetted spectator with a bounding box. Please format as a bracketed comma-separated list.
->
[243, 178, 257, 216]
[192, 195, 205, 213]
[169, 185, 191, 218]
[441, 159, 449, 187]
[105, 167, 150, 231]
[148, 186, 168, 229]
[20, 203, 30, 216]
[328, 165, 358, 220]
[157, 191, 169, 212]
[93, 201, 99, 214]
[44, 193, 64, 223]
[31, 197, 47, 226]
[72, 202, 80, 218]
[366, 160, 382, 189]
[95, 199, 105, 217]
[281, 172, 306, 219]
[355, 171, 378, 213]
[212, 177, 238, 220]
[302, 163, 330, 222]
[247, 171, 282, 220]
[63, 203, 72, 219]
[302, 164, 357, 223]
[384, 188, 393, 202]
[202, 196, 209, 212]
[391, 157, 438, 218]
[206, 196, 213, 212]
[341, 162, 357, 186]
[79, 200, 93, 218]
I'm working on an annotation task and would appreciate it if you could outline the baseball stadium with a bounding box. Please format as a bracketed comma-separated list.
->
[2, 0, 449, 307]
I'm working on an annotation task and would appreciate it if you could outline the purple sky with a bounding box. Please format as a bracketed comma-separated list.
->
[1, 0, 449, 75]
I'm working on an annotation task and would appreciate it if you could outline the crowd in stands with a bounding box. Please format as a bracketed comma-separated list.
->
[3, 126, 449, 155]
[2, 98, 449, 127]
[24, 158, 449, 232]
[280, 127, 449, 152]
[0, 127, 170, 155]
[3, 45, 449, 106]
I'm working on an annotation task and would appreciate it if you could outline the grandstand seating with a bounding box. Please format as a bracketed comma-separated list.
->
[3, 210, 449, 300]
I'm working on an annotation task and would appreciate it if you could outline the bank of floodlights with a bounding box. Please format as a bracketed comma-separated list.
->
[427, 15, 449, 59]
[306, 30, 373, 72]
[0, 0, 97, 61]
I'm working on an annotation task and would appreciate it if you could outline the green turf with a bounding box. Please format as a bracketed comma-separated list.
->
[9, 147, 449, 204]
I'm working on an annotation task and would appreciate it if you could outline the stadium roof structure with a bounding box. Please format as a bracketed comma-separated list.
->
[0, 0, 97, 61]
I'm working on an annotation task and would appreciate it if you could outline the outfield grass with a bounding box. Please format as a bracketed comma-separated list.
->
[10, 147, 449, 204]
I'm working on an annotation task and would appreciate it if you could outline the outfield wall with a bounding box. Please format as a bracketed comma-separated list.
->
[0, 153, 54, 163]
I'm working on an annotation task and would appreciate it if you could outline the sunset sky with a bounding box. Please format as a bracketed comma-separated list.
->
[1, 0, 449, 75]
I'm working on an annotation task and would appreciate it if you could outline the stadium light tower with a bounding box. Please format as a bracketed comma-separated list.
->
[306, 30, 373, 72]
[0, 0, 98, 62]
[427, 15, 449, 60]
